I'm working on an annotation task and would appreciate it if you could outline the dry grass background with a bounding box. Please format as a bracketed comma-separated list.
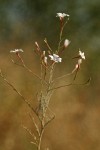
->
[0, 40, 100, 150]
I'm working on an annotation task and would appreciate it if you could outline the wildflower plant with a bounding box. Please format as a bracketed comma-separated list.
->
[0, 12, 90, 150]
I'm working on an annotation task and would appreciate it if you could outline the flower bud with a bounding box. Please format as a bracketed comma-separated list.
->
[64, 39, 70, 48]
[44, 57, 47, 65]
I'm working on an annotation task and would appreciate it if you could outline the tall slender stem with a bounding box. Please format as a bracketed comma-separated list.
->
[38, 127, 44, 150]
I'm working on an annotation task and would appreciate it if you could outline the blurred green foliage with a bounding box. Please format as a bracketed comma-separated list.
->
[0, 0, 99, 44]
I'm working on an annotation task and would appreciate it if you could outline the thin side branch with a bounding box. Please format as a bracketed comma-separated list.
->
[10, 55, 41, 80]
[29, 113, 40, 137]
[44, 115, 55, 128]
[0, 70, 37, 115]
[49, 78, 91, 91]
[44, 38, 52, 53]
[22, 125, 37, 142]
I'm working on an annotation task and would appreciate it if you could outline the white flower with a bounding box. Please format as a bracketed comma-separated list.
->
[64, 39, 70, 48]
[49, 54, 62, 63]
[79, 50, 85, 59]
[56, 13, 69, 19]
[10, 49, 23, 53]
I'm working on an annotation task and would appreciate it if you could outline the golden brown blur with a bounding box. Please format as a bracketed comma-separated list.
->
[0, 0, 100, 150]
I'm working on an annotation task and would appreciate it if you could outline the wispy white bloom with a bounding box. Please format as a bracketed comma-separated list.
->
[79, 50, 85, 59]
[56, 13, 69, 19]
[49, 54, 62, 63]
[64, 39, 70, 48]
[10, 49, 23, 53]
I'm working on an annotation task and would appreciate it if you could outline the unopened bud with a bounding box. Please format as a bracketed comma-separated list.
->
[35, 41, 39, 48]
[64, 39, 70, 48]
[78, 58, 82, 65]
[44, 57, 48, 66]
[43, 51, 45, 57]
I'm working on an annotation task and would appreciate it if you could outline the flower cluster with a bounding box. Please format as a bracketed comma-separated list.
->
[9, 13, 86, 75]
[41, 52, 62, 66]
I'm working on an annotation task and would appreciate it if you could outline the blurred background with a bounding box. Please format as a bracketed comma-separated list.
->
[0, 0, 100, 150]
